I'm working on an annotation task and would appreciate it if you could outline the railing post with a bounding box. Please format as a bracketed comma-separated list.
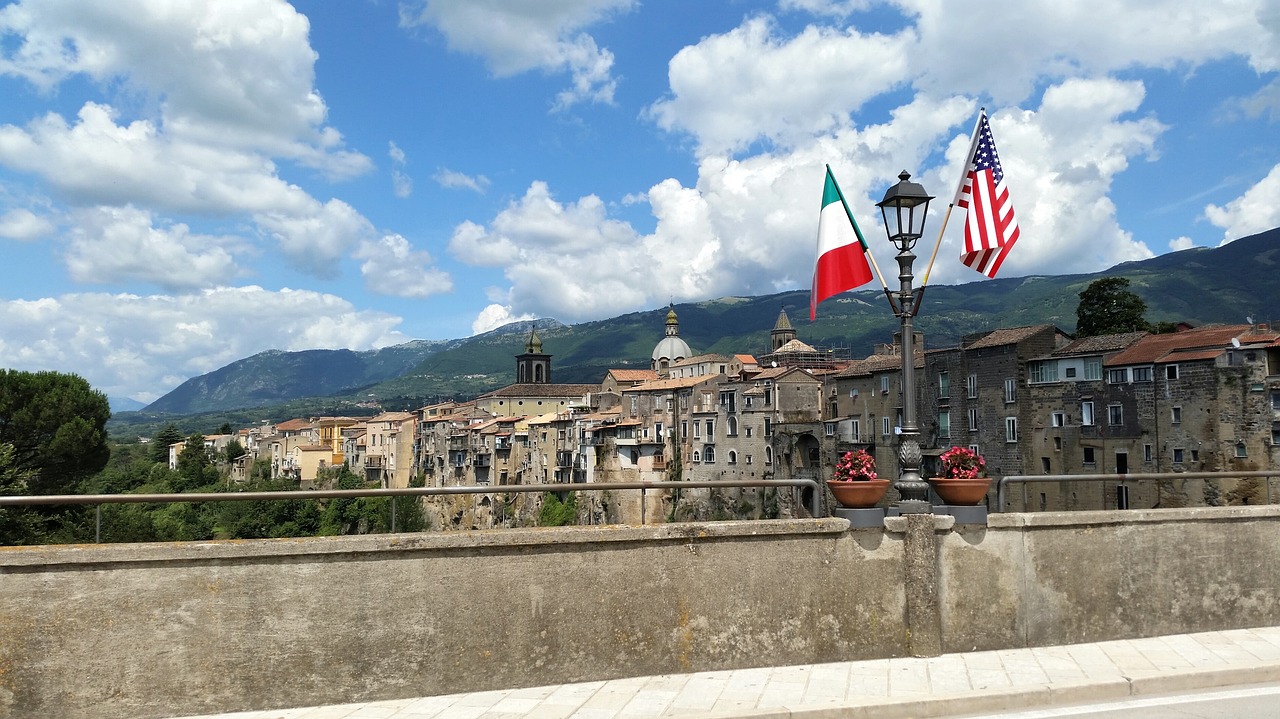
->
[391, 496, 397, 533]
[95, 505, 101, 543]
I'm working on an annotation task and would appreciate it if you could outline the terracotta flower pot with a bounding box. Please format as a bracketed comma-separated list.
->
[929, 477, 992, 506]
[827, 478, 891, 508]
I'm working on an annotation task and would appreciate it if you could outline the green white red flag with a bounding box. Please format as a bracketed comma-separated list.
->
[810, 165, 874, 320]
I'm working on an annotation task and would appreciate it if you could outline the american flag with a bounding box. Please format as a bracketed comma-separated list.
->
[955, 111, 1019, 278]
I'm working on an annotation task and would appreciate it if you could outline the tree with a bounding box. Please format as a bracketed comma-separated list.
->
[150, 423, 184, 464]
[1075, 277, 1149, 337]
[174, 434, 218, 491]
[0, 369, 110, 495]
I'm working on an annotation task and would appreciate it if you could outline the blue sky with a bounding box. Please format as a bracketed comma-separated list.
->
[1, 0, 1278, 404]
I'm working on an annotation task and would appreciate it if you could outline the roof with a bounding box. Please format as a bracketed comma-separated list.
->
[1105, 324, 1263, 366]
[606, 368, 659, 382]
[735, 354, 757, 365]
[773, 338, 818, 354]
[964, 324, 1058, 350]
[834, 352, 924, 377]
[748, 366, 818, 381]
[478, 383, 598, 399]
[275, 418, 312, 432]
[627, 375, 718, 392]
[1051, 331, 1149, 356]
[671, 353, 733, 366]
[370, 411, 415, 423]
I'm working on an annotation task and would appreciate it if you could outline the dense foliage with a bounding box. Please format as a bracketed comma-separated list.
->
[1075, 277, 1149, 337]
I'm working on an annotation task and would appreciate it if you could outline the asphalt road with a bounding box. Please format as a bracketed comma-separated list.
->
[946, 682, 1280, 718]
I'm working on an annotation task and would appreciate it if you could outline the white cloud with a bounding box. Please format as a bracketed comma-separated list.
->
[65, 206, 244, 291]
[0, 207, 54, 240]
[433, 168, 490, 194]
[471, 303, 537, 334]
[254, 198, 374, 278]
[778, 0, 870, 18]
[0, 286, 407, 403]
[0, 0, 370, 176]
[389, 141, 413, 198]
[648, 16, 913, 156]
[354, 234, 453, 298]
[1205, 164, 1280, 243]
[1169, 236, 1195, 251]
[399, 0, 636, 108]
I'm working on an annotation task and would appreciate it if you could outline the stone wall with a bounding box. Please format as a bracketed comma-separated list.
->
[3, 506, 1280, 719]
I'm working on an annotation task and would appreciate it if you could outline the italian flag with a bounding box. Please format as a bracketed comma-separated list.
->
[810, 165, 874, 320]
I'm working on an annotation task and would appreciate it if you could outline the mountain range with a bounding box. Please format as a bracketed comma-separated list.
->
[109, 227, 1280, 439]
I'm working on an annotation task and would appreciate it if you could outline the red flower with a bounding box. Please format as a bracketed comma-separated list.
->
[832, 449, 877, 481]
[938, 446, 987, 479]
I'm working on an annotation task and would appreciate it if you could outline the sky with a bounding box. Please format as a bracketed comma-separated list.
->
[1, 0, 1278, 405]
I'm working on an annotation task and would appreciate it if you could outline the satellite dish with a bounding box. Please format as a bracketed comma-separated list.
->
[771, 361, 778, 367]
[1247, 316, 1254, 325]
[1231, 338, 1241, 348]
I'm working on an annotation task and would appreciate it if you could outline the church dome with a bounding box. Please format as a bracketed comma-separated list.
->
[651, 336, 692, 364]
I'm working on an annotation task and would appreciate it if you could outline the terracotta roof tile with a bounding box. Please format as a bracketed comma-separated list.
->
[964, 324, 1057, 350]
[1106, 324, 1254, 366]
[1052, 331, 1149, 356]
[478, 383, 598, 399]
[607, 369, 659, 382]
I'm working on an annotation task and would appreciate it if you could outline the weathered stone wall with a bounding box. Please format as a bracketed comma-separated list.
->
[3, 506, 1280, 719]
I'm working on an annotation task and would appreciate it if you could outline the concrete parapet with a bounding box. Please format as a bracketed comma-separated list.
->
[2, 506, 1280, 719]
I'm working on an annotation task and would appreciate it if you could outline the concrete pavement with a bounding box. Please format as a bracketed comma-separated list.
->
[170, 626, 1280, 719]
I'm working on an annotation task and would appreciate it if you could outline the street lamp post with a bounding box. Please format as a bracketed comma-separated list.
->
[876, 170, 934, 514]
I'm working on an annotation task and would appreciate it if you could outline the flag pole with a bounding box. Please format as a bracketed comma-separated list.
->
[920, 109, 985, 287]
[826, 164, 890, 292]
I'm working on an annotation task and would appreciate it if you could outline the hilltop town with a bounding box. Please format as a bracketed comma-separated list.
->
[179, 305, 1280, 528]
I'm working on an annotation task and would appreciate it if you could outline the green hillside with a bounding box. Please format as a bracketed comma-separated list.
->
[108, 227, 1280, 440]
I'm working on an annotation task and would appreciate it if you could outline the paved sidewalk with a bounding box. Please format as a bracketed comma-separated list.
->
[173, 627, 1280, 719]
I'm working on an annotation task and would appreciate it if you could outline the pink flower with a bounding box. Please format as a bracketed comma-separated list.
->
[938, 446, 987, 479]
[832, 449, 877, 481]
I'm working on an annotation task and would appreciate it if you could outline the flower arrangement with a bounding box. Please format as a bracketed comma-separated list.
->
[938, 446, 987, 479]
[832, 449, 877, 482]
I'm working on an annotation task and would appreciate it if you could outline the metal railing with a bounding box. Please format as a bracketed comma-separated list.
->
[997, 471, 1277, 510]
[0, 478, 822, 543]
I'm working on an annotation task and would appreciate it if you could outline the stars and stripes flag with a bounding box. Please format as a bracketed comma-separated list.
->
[955, 111, 1019, 278]
[811, 165, 874, 320]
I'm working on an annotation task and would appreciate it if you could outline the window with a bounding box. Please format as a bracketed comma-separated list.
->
[654, 423, 663, 440]
[1064, 367, 1077, 378]
[938, 411, 950, 438]
[727, 450, 737, 465]
[1107, 368, 1129, 384]
[727, 416, 738, 436]
[1051, 411, 1065, 427]
[824, 422, 836, 437]
[1108, 404, 1123, 426]
[1272, 391, 1280, 411]
[1029, 361, 1058, 383]
[850, 419, 860, 442]
[1083, 447, 1096, 465]
[705, 420, 715, 440]
[1041, 457, 1051, 473]
[704, 446, 715, 463]
[765, 447, 773, 465]
[1273, 422, 1280, 445]
[1173, 447, 1185, 464]
[1004, 378, 1016, 403]
[1191, 449, 1199, 461]
[883, 416, 891, 437]
[745, 426, 753, 438]
[1084, 358, 1102, 381]
[966, 374, 978, 398]
[1131, 366, 1153, 382]
[693, 422, 701, 439]
[967, 408, 978, 431]
[691, 450, 701, 463]
[1235, 442, 1247, 458]
[744, 395, 753, 408]
[1005, 416, 1018, 442]
[1144, 444, 1152, 462]
[881, 375, 891, 394]
[763, 418, 773, 437]
[1081, 401, 1095, 426]
[746, 454, 753, 465]
[1171, 406, 1182, 424]
[1165, 365, 1179, 380]
[1053, 436, 1062, 451]
[938, 372, 950, 398]
[681, 420, 688, 439]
